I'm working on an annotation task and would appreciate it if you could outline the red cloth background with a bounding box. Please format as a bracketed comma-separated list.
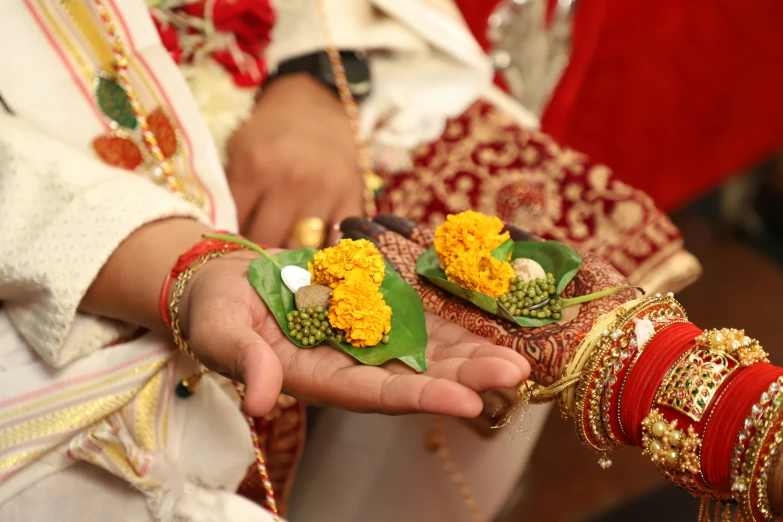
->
[456, 0, 783, 212]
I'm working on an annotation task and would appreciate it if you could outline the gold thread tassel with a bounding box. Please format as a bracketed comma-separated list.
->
[516, 376, 582, 405]
[494, 375, 582, 434]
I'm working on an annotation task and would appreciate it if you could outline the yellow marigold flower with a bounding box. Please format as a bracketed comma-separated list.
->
[328, 270, 392, 348]
[308, 238, 385, 289]
[444, 250, 515, 297]
[434, 210, 510, 269]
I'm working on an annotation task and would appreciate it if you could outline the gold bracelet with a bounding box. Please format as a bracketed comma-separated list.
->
[169, 249, 233, 363]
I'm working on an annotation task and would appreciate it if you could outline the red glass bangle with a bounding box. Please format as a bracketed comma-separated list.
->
[619, 321, 703, 445]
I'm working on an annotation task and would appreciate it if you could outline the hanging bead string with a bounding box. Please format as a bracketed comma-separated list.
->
[159, 236, 280, 519]
[92, 0, 187, 198]
[427, 415, 485, 522]
[314, 0, 381, 218]
[236, 384, 280, 520]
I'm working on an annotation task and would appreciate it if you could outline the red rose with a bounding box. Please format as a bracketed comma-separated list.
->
[212, 51, 269, 88]
[152, 17, 183, 64]
[171, 0, 275, 86]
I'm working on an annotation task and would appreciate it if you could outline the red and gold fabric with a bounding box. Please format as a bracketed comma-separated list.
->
[378, 100, 700, 294]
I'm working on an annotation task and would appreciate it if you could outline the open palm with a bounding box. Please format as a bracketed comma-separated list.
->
[179, 251, 529, 418]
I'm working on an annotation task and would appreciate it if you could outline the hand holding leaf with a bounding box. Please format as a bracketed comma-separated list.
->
[340, 215, 638, 385]
[176, 248, 528, 418]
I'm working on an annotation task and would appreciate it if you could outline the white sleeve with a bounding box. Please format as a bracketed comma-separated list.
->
[265, 0, 493, 155]
[0, 111, 209, 368]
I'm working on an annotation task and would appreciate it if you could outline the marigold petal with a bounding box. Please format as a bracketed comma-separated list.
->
[434, 210, 510, 269]
[310, 239, 385, 289]
[328, 270, 392, 347]
[444, 250, 514, 298]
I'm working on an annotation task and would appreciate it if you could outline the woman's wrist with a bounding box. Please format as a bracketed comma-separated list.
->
[526, 293, 783, 520]
[80, 218, 212, 332]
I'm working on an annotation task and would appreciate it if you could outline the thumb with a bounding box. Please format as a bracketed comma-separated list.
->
[240, 332, 284, 417]
[196, 322, 284, 417]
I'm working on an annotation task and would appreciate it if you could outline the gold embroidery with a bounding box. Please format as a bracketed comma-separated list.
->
[132, 371, 163, 452]
[379, 100, 699, 292]
[34, 1, 210, 211]
[0, 449, 49, 472]
[69, 417, 155, 487]
[0, 357, 169, 424]
[0, 391, 135, 449]
[60, 0, 114, 74]
[34, 0, 94, 82]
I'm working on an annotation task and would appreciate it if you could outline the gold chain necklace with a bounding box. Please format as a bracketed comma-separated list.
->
[315, 0, 383, 218]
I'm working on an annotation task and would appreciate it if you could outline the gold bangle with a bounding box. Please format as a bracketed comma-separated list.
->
[572, 293, 687, 457]
[731, 377, 783, 496]
[640, 408, 704, 494]
[737, 389, 783, 521]
[168, 249, 233, 363]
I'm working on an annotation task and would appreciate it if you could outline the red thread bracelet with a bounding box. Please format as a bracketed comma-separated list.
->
[159, 232, 250, 329]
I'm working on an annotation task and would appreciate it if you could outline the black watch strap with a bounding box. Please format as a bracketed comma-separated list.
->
[263, 50, 371, 102]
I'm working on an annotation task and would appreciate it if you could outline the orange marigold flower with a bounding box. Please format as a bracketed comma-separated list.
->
[328, 270, 392, 348]
[308, 238, 385, 289]
[434, 210, 510, 269]
[444, 250, 515, 297]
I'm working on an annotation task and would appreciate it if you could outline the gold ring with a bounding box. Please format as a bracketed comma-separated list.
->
[292, 217, 327, 248]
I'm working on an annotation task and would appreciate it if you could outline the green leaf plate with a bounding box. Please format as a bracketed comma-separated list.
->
[416, 240, 583, 327]
[248, 249, 428, 372]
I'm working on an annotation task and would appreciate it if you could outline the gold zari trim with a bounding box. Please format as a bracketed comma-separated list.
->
[0, 391, 134, 450]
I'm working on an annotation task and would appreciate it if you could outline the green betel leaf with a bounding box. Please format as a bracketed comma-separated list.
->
[248, 250, 428, 372]
[491, 239, 514, 262]
[415, 241, 584, 327]
[96, 76, 137, 129]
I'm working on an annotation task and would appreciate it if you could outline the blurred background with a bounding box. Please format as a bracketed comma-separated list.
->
[460, 0, 783, 519]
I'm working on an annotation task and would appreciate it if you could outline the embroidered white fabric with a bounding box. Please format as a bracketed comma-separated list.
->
[0, 114, 209, 368]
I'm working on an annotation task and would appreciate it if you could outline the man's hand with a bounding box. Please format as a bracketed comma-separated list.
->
[226, 73, 364, 248]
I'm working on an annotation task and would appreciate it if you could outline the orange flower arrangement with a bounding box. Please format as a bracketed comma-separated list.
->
[434, 210, 510, 270]
[328, 270, 392, 347]
[309, 238, 385, 289]
[444, 250, 515, 297]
